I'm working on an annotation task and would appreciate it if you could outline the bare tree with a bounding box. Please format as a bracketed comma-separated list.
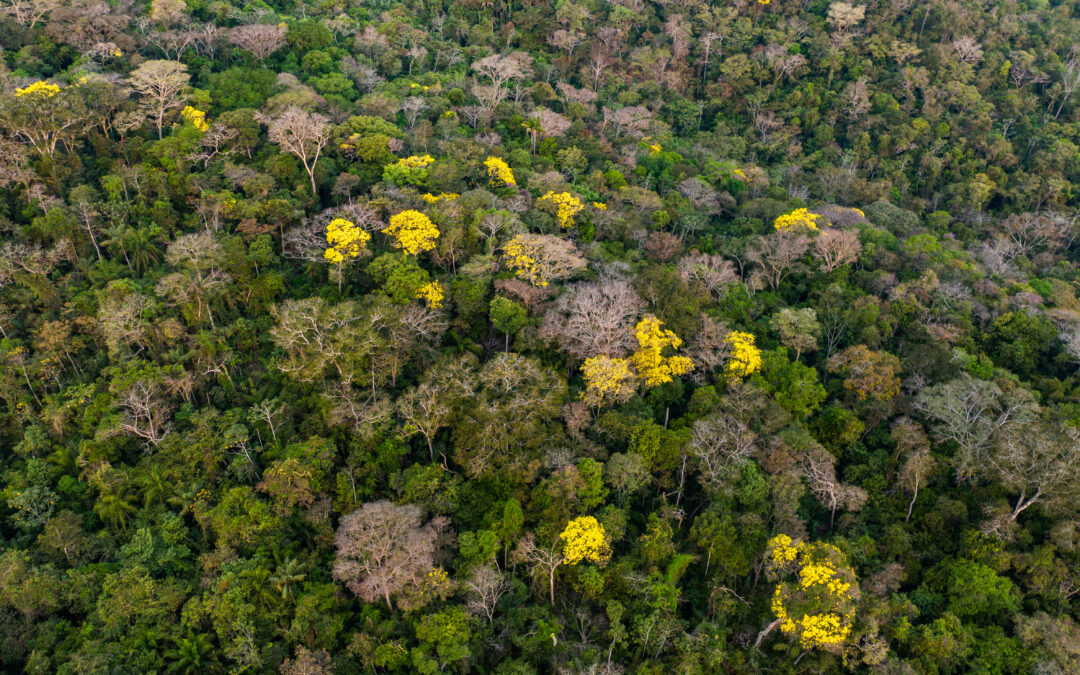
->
[950, 36, 984, 64]
[690, 413, 756, 494]
[676, 253, 738, 300]
[229, 24, 286, 62]
[813, 228, 862, 272]
[333, 501, 448, 611]
[127, 59, 190, 139]
[802, 442, 867, 528]
[747, 230, 811, 291]
[513, 533, 563, 606]
[471, 51, 533, 107]
[989, 422, 1080, 521]
[0, 0, 59, 28]
[539, 279, 643, 361]
[110, 377, 173, 446]
[465, 564, 510, 623]
[914, 374, 1037, 483]
[259, 107, 330, 194]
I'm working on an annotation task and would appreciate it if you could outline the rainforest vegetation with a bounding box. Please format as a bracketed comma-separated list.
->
[1, 0, 1080, 672]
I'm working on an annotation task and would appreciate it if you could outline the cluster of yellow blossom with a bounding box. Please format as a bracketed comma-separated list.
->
[409, 82, 431, 92]
[397, 154, 435, 169]
[560, 516, 611, 566]
[15, 81, 60, 98]
[418, 566, 450, 598]
[592, 202, 607, 210]
[420, 192, 459, 203]
[181, 106, 209, 132]
[774, 208, 824, 232]
[765, 535, 859, 652]
[323, 218, 370, 264]
[539, 191, 584, 229]
[767, 533, 800, 567]
[724, 331, 762, 378]
[415, 281, 445, 309]
[383, 210, 439, 255]
[484, 156, 516, 187]
[648, 143, 662, 155]
[580, 355, 636, 409]
[630, 315, 694, 387]
[502, 235, 545, 286]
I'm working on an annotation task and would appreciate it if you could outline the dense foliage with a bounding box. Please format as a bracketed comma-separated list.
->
[1, 0, 1079, 672]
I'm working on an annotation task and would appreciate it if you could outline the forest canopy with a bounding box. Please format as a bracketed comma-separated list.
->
[0, 0, 1080, 672]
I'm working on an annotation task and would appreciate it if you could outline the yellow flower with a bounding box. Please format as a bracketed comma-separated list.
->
[592, 201, 607, 210]
[648, 143, 662, 155]
[415, 280, 445, 309]
[181, 106, 210, 132]
[420, 192, 459, 203]
[773, 208, 823, 232]
[724, 331, 762, 378]
[15, 81, 60, 98]
[502, 235, 546, 287]
[539, 191, 584, 229]
[484, 156, 516, 187]
[382, 210, 439, 255]
[397, 154, 435, 169]
[560, 516, 611, 566]
[580, 356, 635, 408]
[630, 315, 694, 387]
[323, 218, 370, 264]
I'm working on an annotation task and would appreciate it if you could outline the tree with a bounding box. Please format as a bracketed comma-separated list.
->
[260, 107, 330, 194]
[465, 565, 509, 623]
[382, 210, 439, 255]
[914, 374, 1036, 483]
[539, 279, 643, 361]
[471, 52, 533, 107]
[580, 355, 636, 410]
[770, 308, 822, 361]
[155, 232, 231, 329]
[230, 24, 287, 63]
[987, 422, 1080, 521]
[1, 0, 59, 27]
[826, 345, 902, 402]
[489, 296, 526, 351]
[747, 230, 811, 291]
[813, 228, 862, 273]
[127, 60, 190, 139]
[501, 234, 587, 287]
[333, 501, 448, 611]
[762, 535, 860, 653]
[630, 315, 694, 387]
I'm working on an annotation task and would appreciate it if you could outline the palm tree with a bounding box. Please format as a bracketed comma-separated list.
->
[135, 464, 175, 508]
[165, 633, 216, 674]
[269, 556, 307, 600]
[100, 222, 132, 269]
[93, 492, 137, 532]
[522, 116, 544, 153]
[125, 227, 163, 275]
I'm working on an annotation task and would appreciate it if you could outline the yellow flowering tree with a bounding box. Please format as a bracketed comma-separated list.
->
[484, 156, 516, 187]
[384, 154, 435, 187]
[580, 356, 636, 410]
[560, 516, 611, 566]
[774, 208, 824, 232]
[324, 217, 371, 289]
[420, 192, 459, 203]
[15, 81, 61, 98]
[383, 210, 440, 255]
[180, 105, 209, 132]
[415, 281, 444, 309]
[763, 535, 859, 653]
[724, 331, 762, 378]
[539, 191, 584, 229]
[501, 234, 587, 287]
[630, 315, 694, 387]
